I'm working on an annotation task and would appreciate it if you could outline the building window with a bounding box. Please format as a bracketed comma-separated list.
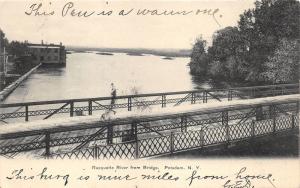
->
[54, 56, 58, 60]
[40, 56, 44, 61]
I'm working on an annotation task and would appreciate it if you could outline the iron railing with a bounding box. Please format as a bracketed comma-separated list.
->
[0, 98, 298, 159]
[0, 83, 298, 123]
[52, 114, 298, 159]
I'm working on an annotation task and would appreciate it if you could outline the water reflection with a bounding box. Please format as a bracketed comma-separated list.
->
[191, 76, 230, 89]
[35, 66, 65, 76]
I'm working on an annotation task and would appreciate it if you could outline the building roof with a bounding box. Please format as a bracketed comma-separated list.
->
[28, 45, 60, 49]
[27, 42, 64, 48]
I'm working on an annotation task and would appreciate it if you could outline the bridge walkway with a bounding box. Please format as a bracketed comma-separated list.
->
[0, 94, 299, 159]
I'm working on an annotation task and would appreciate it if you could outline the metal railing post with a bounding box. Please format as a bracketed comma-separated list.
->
[25, 105, 29, 122]
[45, 132, 51, 158]
[88, 100, 93, 115]
[107, 125, 113, 145]
[270, 105, 276, 133]
[255, 105, 263, 121]
[134, 122, 138, 141]
[203, 91, 207, 103]
[129, 122, 138, 142]
[191, 92, 196, 104]
[200, 129, 204, 147]
[251, 120, 255, 138]
[222, 111, 229, 126]
[222, 111, 230, 145]
[170, 132, 174, 154]
[226, 124, 230, 146]
[228, 90, 232, 101]
[250, 120, 255, 146]
[162, 95, 166, 108]
[135, 140, 139, 159]
[268, 105, 272, 119]
[181, 116, 187, 132]
[93, 145, 98, 160]
[134, 122, 139, 159]
[291, 115, 295, 129]
[70, 102, 74, 117]
[128, 97, 132, 111]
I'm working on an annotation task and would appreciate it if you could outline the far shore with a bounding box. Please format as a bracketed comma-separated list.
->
[66, 47, 191, 57]
[96, 52, 114, 56]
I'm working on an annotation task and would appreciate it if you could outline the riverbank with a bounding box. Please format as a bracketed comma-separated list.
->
[0, 63, 41, 101]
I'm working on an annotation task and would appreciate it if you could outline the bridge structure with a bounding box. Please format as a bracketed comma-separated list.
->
[0, 83, 299, 159]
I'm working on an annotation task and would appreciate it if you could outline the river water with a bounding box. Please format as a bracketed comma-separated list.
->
[2, 52, 212, 103]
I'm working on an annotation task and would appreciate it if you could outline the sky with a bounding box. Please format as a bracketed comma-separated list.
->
[0, 0, 255, 49]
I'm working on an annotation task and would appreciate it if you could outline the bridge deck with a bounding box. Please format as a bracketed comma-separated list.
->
[1, 94, 299, 139]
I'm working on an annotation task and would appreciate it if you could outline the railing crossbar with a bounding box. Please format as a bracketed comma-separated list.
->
[138, 123, 164, 136]
[235, 108, 256, 127]
[93, 101, 117, 115]
[174, 93, 192, 106]
[132, 97, 152, 110]
[73, 127, 107, 151]
[206, 91, 222, 102]
[43, 102, 70, 120]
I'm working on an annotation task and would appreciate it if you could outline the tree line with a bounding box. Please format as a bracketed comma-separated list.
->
[0, 29, 35, 74]
[189, 0, 299, 85]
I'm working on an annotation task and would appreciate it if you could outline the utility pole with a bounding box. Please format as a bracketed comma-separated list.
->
[4, 47, 7, 75]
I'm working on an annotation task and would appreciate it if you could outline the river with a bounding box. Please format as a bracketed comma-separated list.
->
[2, 52, 212, 103]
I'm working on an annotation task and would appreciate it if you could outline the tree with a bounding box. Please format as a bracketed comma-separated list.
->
[0, 29, 35, 75]
[189, 0, 300, 84]
[238, 0, 300, 82]
[261, 39, 299, 83]
[6, 41, 29, 57]
[208, 27, 248, 81]
[189, 37, 209, 76]
[0, 28, 9, 49]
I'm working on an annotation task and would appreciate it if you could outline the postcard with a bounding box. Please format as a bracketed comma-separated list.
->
[0, 0, 299, 187]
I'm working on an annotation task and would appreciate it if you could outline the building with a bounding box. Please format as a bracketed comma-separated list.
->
[28, 42, 66, 66]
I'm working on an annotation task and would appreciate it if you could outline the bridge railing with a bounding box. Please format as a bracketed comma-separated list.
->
[52, 113, 299, 159]
[0, 98, 298, 159]
[0, 83, 298, 123]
